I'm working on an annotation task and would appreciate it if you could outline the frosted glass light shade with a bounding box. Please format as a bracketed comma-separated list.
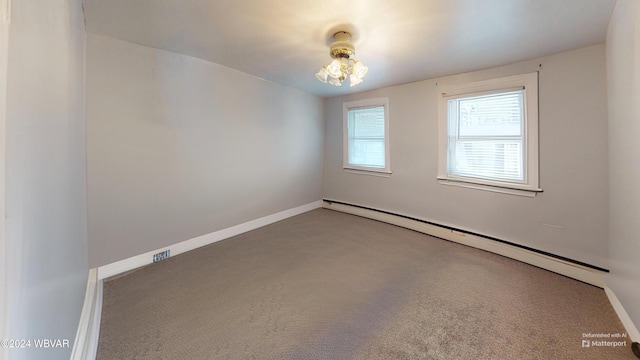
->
[328, 77, 342, 86]
[352, 61, 368, 79]
[326, 59, 343, 78]
[315, 67, 329, 83]
[349, 75, 363, 87]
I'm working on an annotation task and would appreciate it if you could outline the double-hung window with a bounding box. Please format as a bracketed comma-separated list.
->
[438, 73, 541, 196]
[343, 98, 391, 174]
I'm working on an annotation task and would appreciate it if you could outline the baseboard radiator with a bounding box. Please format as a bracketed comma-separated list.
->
[323, 199, 606, 286]
[322, 199, 640, 346]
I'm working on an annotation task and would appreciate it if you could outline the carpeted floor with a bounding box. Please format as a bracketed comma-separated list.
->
[97, 209, 634, 359]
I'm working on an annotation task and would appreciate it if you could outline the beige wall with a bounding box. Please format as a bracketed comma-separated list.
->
[323, 44, 609, 269]
[87, 35, 324, 267]
[606, 0, 640, 334]
[4, 0, 88, 359]
[0, 10, 8, 357]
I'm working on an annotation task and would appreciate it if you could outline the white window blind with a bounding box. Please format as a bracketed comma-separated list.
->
[347, 106, 386, 168]
[447, 90, 525, 182]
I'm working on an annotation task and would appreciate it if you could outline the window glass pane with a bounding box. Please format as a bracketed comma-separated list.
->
[456, 91, 523, 137]
[349, 107, 385, 138]
[449, 140, 523, 181]
[350, 139, 385, 167]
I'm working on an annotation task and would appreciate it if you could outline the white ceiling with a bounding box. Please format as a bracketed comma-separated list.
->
[83, 0, 616, 98]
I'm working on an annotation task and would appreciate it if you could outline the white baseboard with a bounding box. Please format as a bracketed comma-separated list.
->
[97, 200, 323, 280]
[323, 200, 607, 287]
[71, 268, 103, 360]
[604, 287, 640, 342]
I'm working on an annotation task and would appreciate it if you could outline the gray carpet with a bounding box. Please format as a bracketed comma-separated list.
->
[97, 209, 634, 359]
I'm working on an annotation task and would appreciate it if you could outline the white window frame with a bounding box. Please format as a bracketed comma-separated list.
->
[343, 98, 391, 175]
[437, 73, 541, 197]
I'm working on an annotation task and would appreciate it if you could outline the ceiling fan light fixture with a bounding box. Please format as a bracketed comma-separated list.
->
[316, 31, 367, 87]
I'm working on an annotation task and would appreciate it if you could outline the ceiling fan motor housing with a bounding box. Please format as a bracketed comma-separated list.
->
[330, 31, 355, 59]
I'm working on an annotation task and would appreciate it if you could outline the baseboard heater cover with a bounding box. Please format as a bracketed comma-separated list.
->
[322, 199, 607, 288]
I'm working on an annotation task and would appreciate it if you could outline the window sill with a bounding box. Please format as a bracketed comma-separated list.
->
[437, 178, 542, 197]
[344, 167, 392, 178]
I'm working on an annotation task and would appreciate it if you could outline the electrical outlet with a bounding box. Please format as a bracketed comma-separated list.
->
[153, 250, 170, 263]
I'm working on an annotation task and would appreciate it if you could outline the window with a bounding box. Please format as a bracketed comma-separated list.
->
[438, 73, 541, 196]
[343, 98, 390, 174]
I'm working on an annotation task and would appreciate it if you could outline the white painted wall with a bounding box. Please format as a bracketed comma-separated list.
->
[324, 44, 609, 269]
[3, 0, 88, 359]
[606, 0, 640, 334]
[0, 4, 9, 359]
[86, 35, 324, 267]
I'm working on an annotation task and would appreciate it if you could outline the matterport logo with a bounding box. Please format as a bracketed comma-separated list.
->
[581, 332, 627, 348]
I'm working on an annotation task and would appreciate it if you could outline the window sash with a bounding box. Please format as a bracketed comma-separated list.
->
[343, 99, 390, 174]
[348, 138, 385, 168]
[448, 139, 524, 182]
[437, 72, 539, 195]
[348, 106, 385, 168]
